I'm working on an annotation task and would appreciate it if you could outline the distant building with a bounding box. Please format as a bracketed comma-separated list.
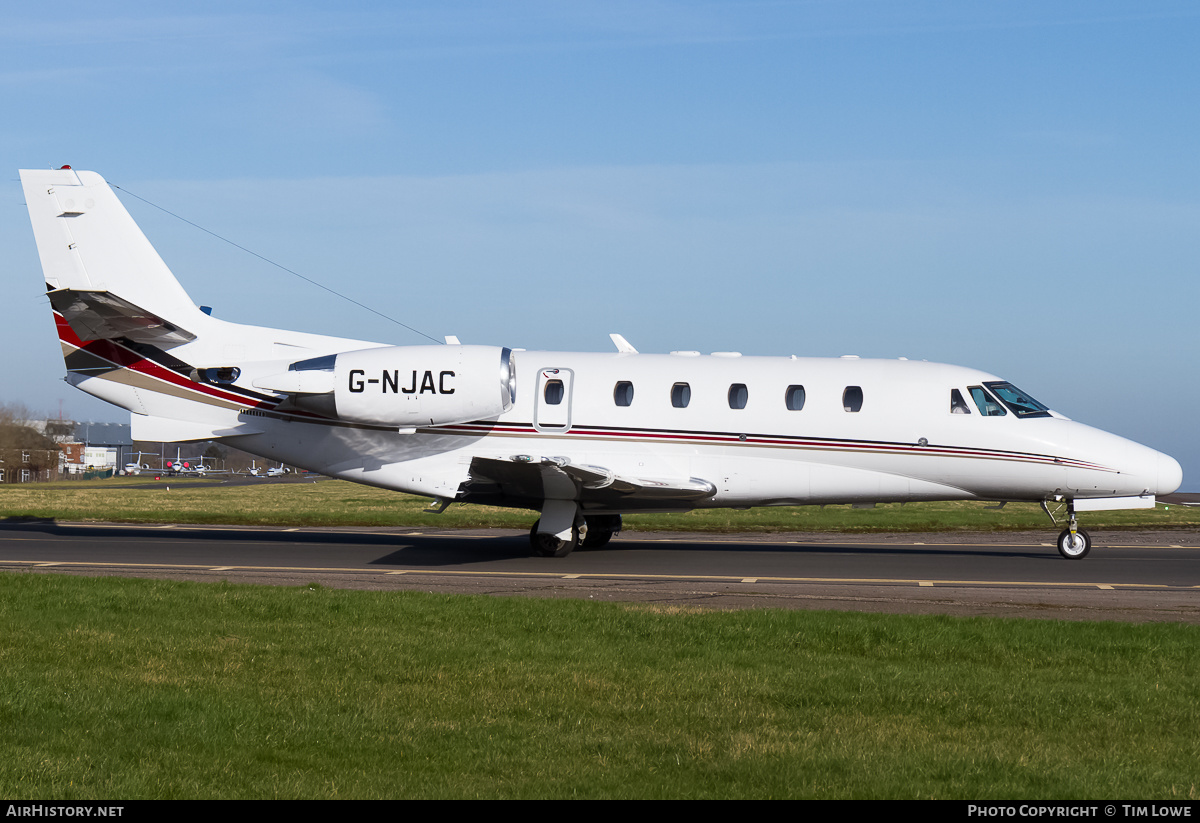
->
[58, 441, 87, 475]
[18, 420, 134, 477]
[0, 423, 60, 483]
[24, 418, 78, 443]
[73, 422, 133, 472]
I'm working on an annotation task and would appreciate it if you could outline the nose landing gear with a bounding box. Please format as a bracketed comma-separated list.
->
[1043, 499, 1092, 559]
[1057, 524, 1092, 559]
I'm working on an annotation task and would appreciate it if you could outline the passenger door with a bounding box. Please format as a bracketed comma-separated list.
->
[534, 368, 574, 432]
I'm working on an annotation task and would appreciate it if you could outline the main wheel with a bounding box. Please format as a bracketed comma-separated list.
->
[580, 529, 613, 549]
[580, 514, 622, 549]
[1057, 528, 1091, 560]
[529, 519, 580, 558]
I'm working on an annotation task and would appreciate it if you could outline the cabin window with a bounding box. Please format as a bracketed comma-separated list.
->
[544, 379, 565, 405]
[671, 383, 691, 408]
[969, 386, 1006, 416]
[614, 381, 634, 407]
[843, 386, 863, 413]
[950, 389, 971, 414]
[984, 381, 1052, 418]
[728, 383, 748, 410]
[785, 385, 806, 411]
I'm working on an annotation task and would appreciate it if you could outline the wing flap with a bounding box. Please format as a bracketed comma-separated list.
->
[466, 456, 715, 510]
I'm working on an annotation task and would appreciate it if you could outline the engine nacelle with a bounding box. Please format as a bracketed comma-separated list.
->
[263, 345, 516, 428]
[337, 344, 515, 427]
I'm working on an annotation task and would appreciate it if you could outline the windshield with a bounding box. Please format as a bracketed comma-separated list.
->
[983, 381, 1052, 418]
[969, 386, 1006, 417]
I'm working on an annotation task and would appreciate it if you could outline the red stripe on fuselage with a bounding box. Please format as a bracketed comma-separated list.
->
[436, 421, 1112, 473]
[54, 312, 274, 409]
[50, 314, 1114, 474]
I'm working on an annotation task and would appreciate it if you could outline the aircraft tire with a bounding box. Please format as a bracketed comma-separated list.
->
[529, 520, 579, 558]
[580, 530, 613, 549]
[1056, 528, 1092, 560]
[580, 514, 622, 549]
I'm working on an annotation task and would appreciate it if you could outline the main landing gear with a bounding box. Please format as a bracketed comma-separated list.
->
[580, 514, 622, 549]
[1043, 499, 1092, 560]
[529, 519, 580, 557]
[529, 501, 622, 557]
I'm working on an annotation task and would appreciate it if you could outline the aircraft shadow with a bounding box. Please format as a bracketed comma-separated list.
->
[0, 518, 1054, 567]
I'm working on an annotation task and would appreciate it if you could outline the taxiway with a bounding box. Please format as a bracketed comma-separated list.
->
[1, 520, 1197, 622]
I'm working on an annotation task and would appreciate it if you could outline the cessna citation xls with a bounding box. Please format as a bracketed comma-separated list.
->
[20, 167, 1183, 559]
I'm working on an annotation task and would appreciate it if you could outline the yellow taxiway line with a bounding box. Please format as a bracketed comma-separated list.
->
[1, 558, 1195, 591]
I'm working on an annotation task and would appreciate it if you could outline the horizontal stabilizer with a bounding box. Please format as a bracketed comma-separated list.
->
[49, 289, 196, 348]
[131, 414, 264, 443]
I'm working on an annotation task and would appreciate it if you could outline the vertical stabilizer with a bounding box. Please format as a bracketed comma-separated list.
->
[19, 167, 385, 443]
[20, 168, 209, 331]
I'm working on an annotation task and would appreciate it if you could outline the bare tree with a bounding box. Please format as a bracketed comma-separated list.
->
[0, 402, 61, 482]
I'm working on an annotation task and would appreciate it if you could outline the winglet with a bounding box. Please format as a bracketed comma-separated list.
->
[609, 333, 638, 354]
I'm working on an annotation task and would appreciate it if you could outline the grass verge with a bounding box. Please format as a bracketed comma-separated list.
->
[1, 572, 1197, 799]
[1, 477, 1197, 532]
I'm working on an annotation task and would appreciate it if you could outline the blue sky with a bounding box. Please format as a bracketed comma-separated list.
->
[4, 1, 1199, 485]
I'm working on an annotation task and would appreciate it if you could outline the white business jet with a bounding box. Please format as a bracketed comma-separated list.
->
[20, 167, 1182, 559]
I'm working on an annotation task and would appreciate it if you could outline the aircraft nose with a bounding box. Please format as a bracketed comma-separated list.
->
[1068, 423, 1182, 498]
[1126, 444, 1182, 497]
[1157, 451, 1183, 496]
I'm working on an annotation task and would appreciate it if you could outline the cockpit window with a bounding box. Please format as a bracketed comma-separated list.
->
[984, 381, 1051, 418]
[950, 389, 971, 414]
[969, 386, 1007, 417]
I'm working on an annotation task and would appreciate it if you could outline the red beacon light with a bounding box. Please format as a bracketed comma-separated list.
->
[59, 165, 72, 170]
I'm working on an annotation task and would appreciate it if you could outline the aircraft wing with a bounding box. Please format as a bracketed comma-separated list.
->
[464, 456, 716, 511]
[48, 288, 196, 348]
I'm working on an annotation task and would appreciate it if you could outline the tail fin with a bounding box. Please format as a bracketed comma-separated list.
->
[20, 167, 380, 442]
[21, 168, 238, 437]
[20, 168, 212, 334]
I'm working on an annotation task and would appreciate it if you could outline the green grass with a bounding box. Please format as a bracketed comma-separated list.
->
[1, 572, 1197, 799]
[1, 477, 1196, 533]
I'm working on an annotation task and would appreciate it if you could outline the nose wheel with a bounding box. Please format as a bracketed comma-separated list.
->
[1043, 499, 1094, 559]
[1057, 502, 1091, 560]
[1056, 527, 1091, 559]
